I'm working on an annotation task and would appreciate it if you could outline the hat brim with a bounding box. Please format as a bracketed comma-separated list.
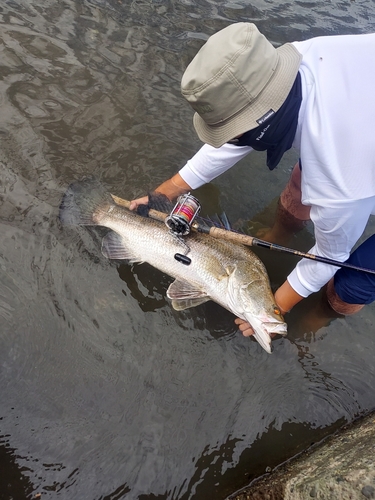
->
[193, 43, 302, 148]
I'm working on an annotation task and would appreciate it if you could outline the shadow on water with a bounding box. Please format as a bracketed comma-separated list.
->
[1, 0, 375, 498]
[0, 437, 34, 500]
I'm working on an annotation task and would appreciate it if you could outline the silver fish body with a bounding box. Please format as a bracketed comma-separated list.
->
[60, 180, 287, 353]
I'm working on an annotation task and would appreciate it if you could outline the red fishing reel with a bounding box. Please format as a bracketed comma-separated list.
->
[165, 193, 201, 265]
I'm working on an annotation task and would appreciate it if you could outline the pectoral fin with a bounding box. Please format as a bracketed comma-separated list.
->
[171, 297, 211, 311]
[101, 231, 143, 263]
[167, 279, 210, 310]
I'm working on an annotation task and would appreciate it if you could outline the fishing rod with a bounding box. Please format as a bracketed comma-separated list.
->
[111, 193, 375, 276]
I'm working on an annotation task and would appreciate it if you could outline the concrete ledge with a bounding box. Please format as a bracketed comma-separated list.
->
[229, 411, 375, 500]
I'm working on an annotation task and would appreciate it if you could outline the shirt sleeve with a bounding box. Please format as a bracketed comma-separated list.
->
[287, 199, 375, 297]
[179, 143, 253, 189]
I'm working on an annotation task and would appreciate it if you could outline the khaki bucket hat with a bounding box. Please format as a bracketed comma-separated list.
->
[181, 23, 302, 147]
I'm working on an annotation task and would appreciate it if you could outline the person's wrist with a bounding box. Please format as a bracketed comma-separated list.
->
[171, 177, 188, 191]
[277, 304, 290, 316]
[274, 288, 293, 315]
[274, 281, 304, 315]
[155, 177, 190, 201]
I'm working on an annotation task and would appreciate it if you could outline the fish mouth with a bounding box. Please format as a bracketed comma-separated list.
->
[248, 319, 288, 354]
[262, 322, 288, 336]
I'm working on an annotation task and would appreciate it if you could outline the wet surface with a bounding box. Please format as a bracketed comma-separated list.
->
[1, 1, 375, 499]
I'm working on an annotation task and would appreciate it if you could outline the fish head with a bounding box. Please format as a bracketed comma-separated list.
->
[227, 263, 287, 353]
[240, 281, 287, 353]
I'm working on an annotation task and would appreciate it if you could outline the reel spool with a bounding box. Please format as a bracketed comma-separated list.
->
[165, 193, 201, 265]
[165, 193, 201, 236]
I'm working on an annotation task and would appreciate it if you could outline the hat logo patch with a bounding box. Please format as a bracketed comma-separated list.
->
[195, 104, 213, 114]
[256, 109, 275, 125]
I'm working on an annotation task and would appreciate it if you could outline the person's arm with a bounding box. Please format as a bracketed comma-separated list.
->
[178, 142, 253, 188]
[287, 200, 373, 297]
[129, 142, 253, 209]
[236, 198, 374, 337]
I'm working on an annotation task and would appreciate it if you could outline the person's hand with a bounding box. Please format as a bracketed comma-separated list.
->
[129, 196, 149, 211]
[234, 318, 255, 337]
[128, 174, 192, 211]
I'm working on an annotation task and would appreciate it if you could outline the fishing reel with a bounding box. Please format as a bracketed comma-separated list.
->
[165, 193, 201, 265]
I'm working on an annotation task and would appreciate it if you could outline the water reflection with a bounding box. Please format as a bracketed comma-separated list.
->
[1, 0, 375, 498]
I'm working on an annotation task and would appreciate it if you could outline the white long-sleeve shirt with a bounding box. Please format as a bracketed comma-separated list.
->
[179, 33, 375, 298]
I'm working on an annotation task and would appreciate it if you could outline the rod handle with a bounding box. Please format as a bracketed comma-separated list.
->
[111, 194, 167, 223]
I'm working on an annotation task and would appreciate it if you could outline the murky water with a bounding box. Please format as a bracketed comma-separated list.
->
[1, 1, 375, 499]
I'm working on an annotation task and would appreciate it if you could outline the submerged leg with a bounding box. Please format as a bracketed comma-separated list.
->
[257, 162, 311, 244]
[279, 161, 311, 226]
[326, 279, 364, 315]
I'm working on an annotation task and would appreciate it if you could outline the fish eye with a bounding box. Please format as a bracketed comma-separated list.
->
[274, 307, 281, 315]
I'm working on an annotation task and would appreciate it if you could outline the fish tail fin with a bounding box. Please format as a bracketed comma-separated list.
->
[59, 177, 115, 226]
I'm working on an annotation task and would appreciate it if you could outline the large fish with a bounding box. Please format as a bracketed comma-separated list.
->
[59, 179, 287, 353]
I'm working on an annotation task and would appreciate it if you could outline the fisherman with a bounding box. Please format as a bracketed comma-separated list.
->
[130, 22, 375, 336]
